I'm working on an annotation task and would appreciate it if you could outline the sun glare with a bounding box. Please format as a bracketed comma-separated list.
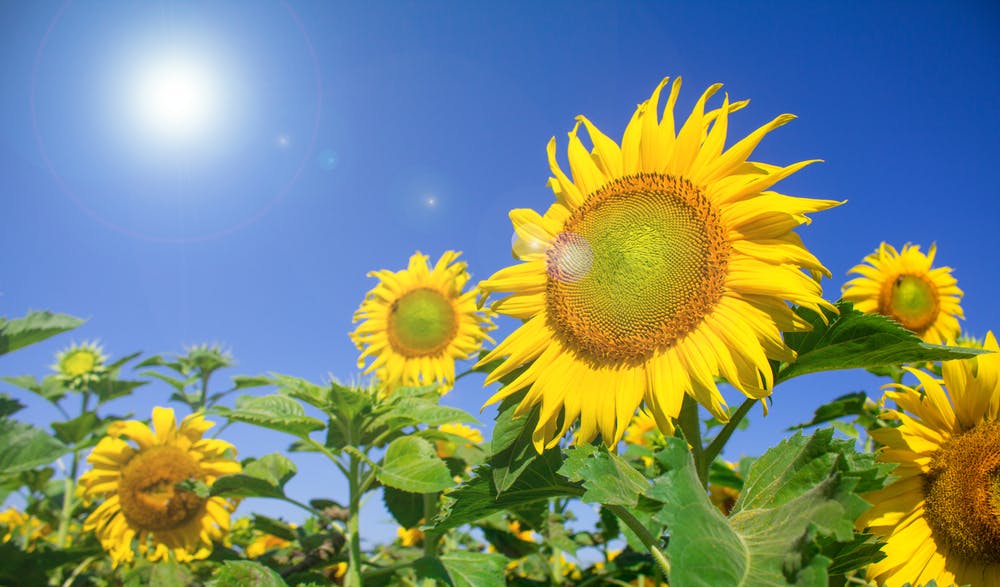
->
[132, 56, 218, 142]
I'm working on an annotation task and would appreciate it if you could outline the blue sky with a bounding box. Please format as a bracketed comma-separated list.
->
[2, 0, 998, 547]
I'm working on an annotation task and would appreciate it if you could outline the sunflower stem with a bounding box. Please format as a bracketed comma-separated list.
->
[677, 395, 705, 486]
[421, 492, 441, 559]
[606, 504, 670, 579]
[346, 445, 364, 587]
[700, 397, 756, 483]
[56, 391, 89, 548]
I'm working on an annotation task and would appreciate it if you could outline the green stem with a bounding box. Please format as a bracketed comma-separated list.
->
[280, 496, 326, 520]
[346, 435, 364, 587]
[606, 504, 670, 579]
[421, 492, 440, 559]
[305, 438, 350, 478]
[198, 372, 211, 411]
[56, 392, 90, 548]
[700, 397, 756, 482]
[677, 395, 705, 486]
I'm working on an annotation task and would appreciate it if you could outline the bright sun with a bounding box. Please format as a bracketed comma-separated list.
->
[133, 56, 218, 142]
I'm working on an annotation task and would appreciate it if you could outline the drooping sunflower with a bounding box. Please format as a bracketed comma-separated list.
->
[53, 341, 107, 389]
[859, 332, 1000, 586]
[78, 406, 241, 567]
[352, 251, 495, 392]
[842, 243, 963, 345]
[478, 76, 839, 450]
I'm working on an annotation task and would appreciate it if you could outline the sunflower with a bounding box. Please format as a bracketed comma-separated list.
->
[245, 527, 294, 559]
[436, 422, 484, 458]
[397, 525, 424, 547]
[0, 507, 51, 551]
[352, 251, 494, 392]
[53, 341, 107, 389]
[842, 243, 963, 345]
[78, 406, 241, 567]
[478, 76, 838, 450]
[859, 332, 1000, 586]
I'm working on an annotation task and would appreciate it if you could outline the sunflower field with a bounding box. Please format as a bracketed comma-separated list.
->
[2, 76, 996, 587]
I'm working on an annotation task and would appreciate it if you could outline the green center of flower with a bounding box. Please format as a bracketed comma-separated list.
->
[546, 173, 730, 366]
[882, 274, 939, 334]
[118, 445, 207, 531]
[923, 421, 1000, 564]
[61, 350, 98, 377]
[387, 288, 458, 357]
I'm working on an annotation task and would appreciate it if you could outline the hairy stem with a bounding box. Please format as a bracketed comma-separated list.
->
[606, 504, 670, 579]
[700, 397, 756, 482]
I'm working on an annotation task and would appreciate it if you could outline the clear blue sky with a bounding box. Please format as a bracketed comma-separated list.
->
[2, 0, 998, 547]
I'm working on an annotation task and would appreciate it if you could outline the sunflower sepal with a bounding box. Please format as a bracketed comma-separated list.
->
[777, 301, 986, 383]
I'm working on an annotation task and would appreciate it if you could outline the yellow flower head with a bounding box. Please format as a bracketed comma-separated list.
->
[352, 251, 495, 393]
[623, 409, 667, 447]
[53, 341, 107, 388]
[436, 422, 484, 458]
[0, 507, 51, 551]
[245, 530, 293, 559]
[508, 520, 535, 542]
[397, 525, 424, 547]
[842, 243, 963, 345]
[78, 406, 241, 567]
[478, 76, 838, 451]
[859, 332, 1000, 586]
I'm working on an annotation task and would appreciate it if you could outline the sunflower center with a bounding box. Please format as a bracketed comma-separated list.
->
[117, 445, 207, 531]
[545, 173, 730, 366]
[923, 420, 1000, 564]
[387, 288, 458, 357]
[881, 274, 939, 334]
[62, 351, 97, 377]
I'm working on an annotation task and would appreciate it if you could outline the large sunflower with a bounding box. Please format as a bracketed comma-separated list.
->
[78, 407, 240, 566]
[477, 76, 839, 450]
[351, 251, 494, 392]
[842, 243, 963, 344]
[859, 332, 1000, 586]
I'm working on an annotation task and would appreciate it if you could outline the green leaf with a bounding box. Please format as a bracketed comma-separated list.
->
[211, 453, 297, 499]
[439, 552, 509, 587]
[788, 392, 869, 430]
[252, 514, 297, 541]
[377, 436, 455, 493]
[141, 371, 193, 393]
[149, 558, 196, 587]
[272, 373, 333, 411]
[559, 445, 649, 506]
[0, 311, 84, 356]
[208, 560, 289, 587]
[383, 486, 425, 528]
[435, 449, 581, 531]
[93, 379, 148, 404]
[232, 374, 274, 390]
[779, 302, 985, 382]
[0, 393, 24, 418]
[2, 375, 67, 403]
[51, 412, 101, 444]
[490, 390, 542, 494]
[648, 432, 874, 587]
[216, 394, 325, 438]
[0, 419, 68, 475]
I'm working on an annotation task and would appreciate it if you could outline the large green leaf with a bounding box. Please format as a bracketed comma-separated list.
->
[93, 378, 148, 405]
[435, 449, 581, 531]
[489, 389, 542, 495]
[0, 393, 24, 418]
[377, 436, 455, 494]
[2, 375, 67, 403]
[207, 561, 289, 587]
[51, 412, 101, 445]
[216, 394, 325, 438]
[559, 445, 649, 506]
[0, 311, 84, 356]
[787, 392, 869, 430]
[648, 431, 881, 587]
[0, 419, 68, 475]
[211, 453, 297, 499]
[383, 486, 425, 528]
[778, 302, 984, 382]
[439, 552, 509, 587]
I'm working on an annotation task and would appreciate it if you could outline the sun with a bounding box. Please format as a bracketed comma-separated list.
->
[131, 54, 219, 142]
